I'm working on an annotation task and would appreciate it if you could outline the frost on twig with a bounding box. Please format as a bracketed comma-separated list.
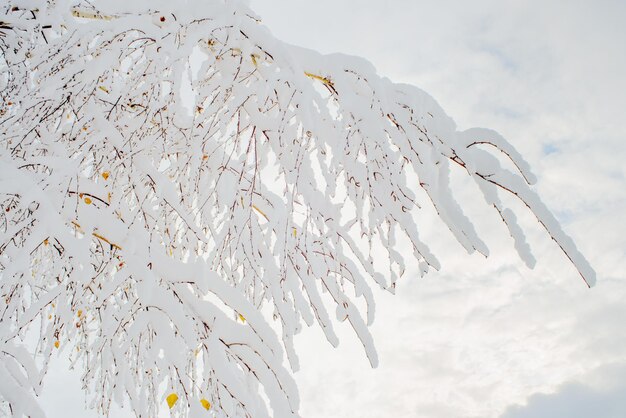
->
[0, 1, 594, 417]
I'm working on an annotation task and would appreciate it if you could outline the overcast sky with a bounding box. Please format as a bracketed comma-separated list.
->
[40, 1, 626, 417]
[246, 1, 626, 417]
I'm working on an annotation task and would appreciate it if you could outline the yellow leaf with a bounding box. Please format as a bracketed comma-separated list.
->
[304, 71, 337, 95]
[84, 197, 92, 204]
[200, 399, 211, 411]
[77, 310, 83, 318]
[102, 171, 110, 180]
[238, 313, 246, 323]
[43, 239, 49, 246]
[166, 393, 178, 409]
[292, 228, 297, 238]
[304, 72, 333, 87]
[54, 340, 60, 349]
[98, 85, 109, 93]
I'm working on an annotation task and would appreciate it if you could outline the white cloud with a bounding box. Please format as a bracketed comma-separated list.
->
[500, 364, 626, 418]
[251, 1, 626, 417]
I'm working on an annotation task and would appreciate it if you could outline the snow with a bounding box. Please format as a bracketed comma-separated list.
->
[0, 0, 595, 416]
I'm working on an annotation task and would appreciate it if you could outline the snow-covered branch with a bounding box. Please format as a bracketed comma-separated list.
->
[0, 1, 594, 416]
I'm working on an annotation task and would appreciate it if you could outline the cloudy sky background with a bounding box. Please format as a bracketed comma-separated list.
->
[248, 1, 626, 417]
[40, 1, 626, 417]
